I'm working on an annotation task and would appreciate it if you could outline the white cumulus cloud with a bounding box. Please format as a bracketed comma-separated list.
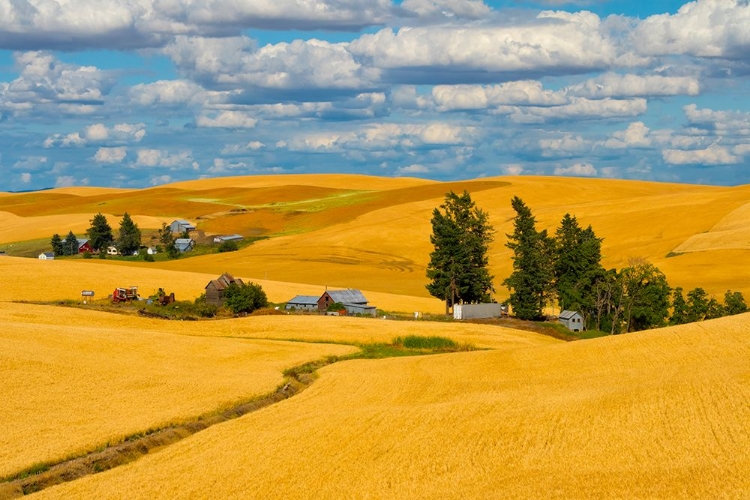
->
[554, 162, 598, 177]
[662, 144, 740, 165]
[94, 147, 127, 164]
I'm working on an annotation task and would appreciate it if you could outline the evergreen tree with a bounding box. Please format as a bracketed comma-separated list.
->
[724, 290, 748, 316]
[670, 287, 689, 325]
[553, 213, 605, 327]
[87, 213, 113, 252]
[117, 212, 142, 255]
[63, 231, 79, 256]
[50, 233, 64, 256]
[686, 287, 710, 322]
[426, 191, 495, 314]
[503, 197, 552, 320]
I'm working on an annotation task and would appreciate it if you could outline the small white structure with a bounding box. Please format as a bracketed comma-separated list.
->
[453, 303, 503, 320]
[147, 247, 158, 255]
[106, 246, 119, 255]
[38, 252, 55, 260]
[559, 310, 584, 332]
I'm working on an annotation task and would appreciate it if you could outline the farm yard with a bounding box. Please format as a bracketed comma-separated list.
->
[1, 174, 749, 498]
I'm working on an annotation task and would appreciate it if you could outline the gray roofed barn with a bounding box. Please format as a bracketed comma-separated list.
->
[170, 219, 196, 234]
[205, 273, 245, 306]
[174, 238, 195, 253]
[559, 310, 584, 332]
[285, 295, 320, 311]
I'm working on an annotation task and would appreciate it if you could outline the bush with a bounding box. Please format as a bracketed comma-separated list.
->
[82, 251, 93, 259]
[218, 240, 239, 252]
[193, 294, 218, 318]
[327, 302, 346, 312]
[143, 253, 155, 262]
[98, 251, 106, 259]
[223, 282, 268, 315]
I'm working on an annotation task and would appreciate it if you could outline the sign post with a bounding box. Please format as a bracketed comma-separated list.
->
[81, 290, 95, 304]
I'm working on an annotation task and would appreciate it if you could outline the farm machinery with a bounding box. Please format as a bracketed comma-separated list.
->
[112, 286, 141, 303]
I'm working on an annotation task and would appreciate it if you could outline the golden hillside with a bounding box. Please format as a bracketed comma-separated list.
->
[2, 174, 750, 303]
[0, 301, 357, 479]
[34, 313, 750, 499]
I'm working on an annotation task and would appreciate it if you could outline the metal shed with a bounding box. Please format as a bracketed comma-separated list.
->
[559, 310, 584, 332]
[285, 295, 320, 311]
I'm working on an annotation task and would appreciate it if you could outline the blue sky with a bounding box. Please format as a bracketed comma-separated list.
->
[1, 0, 749, 191]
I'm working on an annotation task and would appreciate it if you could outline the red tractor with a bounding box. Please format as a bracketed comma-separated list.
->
[112, 286, 140, 303]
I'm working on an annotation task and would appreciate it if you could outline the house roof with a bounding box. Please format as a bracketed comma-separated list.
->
[559, 310, 582, 320]
[206, 272, 244, 291]
[326, 289, 368, 304]
[175, 238, 193, 244]
[287, 295, 320, 305]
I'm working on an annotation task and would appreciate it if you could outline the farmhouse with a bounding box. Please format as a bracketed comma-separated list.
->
[213, 234, 244, 244]
[170, 219, 196, 234]
[174, 238, 195, 253]
[106, 246, 119, 256]
[146, 246, 158, 255]
[76, 239, 94, 254]
[559, 310, 584, 332]
[38, 252, 55, 260]
[318, 289, 377, 317]
[284, 295, 319, 312]
[205, 273, 245, 306]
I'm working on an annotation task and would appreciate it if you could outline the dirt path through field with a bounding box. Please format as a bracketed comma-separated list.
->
[0, 369, 316, 499]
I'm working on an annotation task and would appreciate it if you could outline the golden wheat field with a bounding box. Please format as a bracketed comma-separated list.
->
[2, 175, 750, 498]
[3, 175, 750, 299]
[33, 314, 750, 500]
[0, 301, 356, 479]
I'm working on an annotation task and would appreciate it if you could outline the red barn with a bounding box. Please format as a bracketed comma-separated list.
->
[77, 239, 94, 253]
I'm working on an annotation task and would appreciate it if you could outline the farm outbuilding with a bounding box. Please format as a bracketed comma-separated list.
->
[453, 303, 504, 320]
[559, 310, 584, 332]
[174, 238, 195, 253]
[38, 252, 55, 260]
[213, 234, 244, 243]
[205, 273, 245, 306]
[170, 219, 196, 234]
[76, 239, 94, 254]
[317, 289, 376, 316]
[285, 295, 320, 312]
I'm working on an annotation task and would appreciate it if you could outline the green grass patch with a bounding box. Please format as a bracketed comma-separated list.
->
[0, 237, 50, 258]
[394, 335, 459, 350]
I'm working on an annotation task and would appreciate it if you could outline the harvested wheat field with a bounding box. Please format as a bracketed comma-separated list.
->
[0, 301, 356, 479]
[35, 314, 750, 500]
[4, 175, 750, 298]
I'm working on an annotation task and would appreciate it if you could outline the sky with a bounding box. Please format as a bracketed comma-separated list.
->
[1, 0, 750, 191]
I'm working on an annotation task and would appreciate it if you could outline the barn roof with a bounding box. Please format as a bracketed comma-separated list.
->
[206, 272, 244, 291]
[76, 238, 89, 246]
[287, 295, 320, 305]
[559, 310, 581, 320]
[173, 219, 195, 227]
[326, 289, 368, 304]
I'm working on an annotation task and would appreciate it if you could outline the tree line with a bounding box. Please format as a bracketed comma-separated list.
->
[426, 192, 747, 333]
[50, 212, 141, 257]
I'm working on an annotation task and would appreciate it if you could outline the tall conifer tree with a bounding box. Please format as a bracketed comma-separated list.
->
[426, 191, 494, 314]
[87, 212, 114, 252]
[117, 212, 142, 255]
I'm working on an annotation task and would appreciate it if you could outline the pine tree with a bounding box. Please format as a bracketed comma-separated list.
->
[63, 231, 78, 256]
[503, 196, 552, 320]
[50, 233, 64, 256]
[87, 213, 113, 252]
[426, 191, 495, 314]
[117, 212, 142, 255]
[553, 213, 604, 326]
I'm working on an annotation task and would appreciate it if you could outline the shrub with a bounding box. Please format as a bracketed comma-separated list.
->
[218, 240, 239, 253]
[193, 294, 218, 318]
[223, 282, 268, 315]
[82, 251, 93, 259]
[143, 253, 155, 262]
[327, 302, 346, 312]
